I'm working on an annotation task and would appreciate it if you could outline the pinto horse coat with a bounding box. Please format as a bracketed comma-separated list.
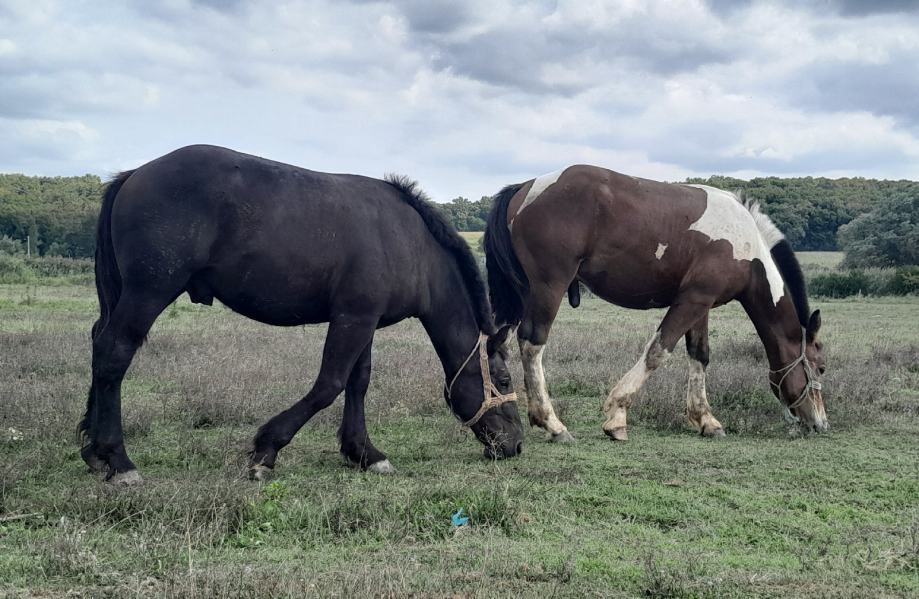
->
[485, 165, 827, 442]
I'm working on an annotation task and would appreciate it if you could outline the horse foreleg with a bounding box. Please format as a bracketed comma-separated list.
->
[337, 340, 393, 474]
[249, 314, 378, 480]
[601, 332, 668, 440]
[684, 314, 725, 437]
[602, 299, 710, 440]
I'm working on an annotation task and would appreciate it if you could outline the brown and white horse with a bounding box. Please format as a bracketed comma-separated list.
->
[485, 165, 828, 442]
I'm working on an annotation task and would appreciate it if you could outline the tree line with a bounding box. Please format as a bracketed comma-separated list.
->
[1, 172, 917, 266]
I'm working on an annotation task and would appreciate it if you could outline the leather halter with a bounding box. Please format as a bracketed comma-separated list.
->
[769, 332, 822, 422]
[444, 333, 518, 429]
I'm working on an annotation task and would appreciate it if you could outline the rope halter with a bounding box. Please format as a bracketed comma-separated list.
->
[769, 332, 822, 423]
[444, 332, 518, 429]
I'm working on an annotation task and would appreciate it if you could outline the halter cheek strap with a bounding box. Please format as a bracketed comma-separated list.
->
[444, 333, 518, 429]
[769, 333, 822, 422]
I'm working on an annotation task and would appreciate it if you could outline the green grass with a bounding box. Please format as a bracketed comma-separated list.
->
[1, 282, 917, 597]
[796, 251, 844, 270]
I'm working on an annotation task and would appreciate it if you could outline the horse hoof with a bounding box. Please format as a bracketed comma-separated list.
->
[604, 427, 629, 441]
[108, 470, 143, 486]
[367, 459, 395, 475]
[550, 430, 575, 443]
[704, 427, 726, 438]
[249, 464, 272, 482]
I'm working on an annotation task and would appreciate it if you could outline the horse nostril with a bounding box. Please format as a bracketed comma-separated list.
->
[515, 441, 523, 456]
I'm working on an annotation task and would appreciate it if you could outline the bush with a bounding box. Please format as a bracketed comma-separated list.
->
[0, 254, 34, 283]
[0, 235, 25, 256]
[0, 255, 93, 285]
[808, 267, 919, 298]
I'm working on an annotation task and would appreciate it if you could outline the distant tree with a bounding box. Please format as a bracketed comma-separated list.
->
[0, 173, 102, 257]
[438, 195, 493, 231]
[838, 191, 919, 267]
[685, 175, 917, 250]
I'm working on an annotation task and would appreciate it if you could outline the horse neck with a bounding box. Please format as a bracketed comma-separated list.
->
[742, 289, 803, 370]
[419, 261, 483, 381]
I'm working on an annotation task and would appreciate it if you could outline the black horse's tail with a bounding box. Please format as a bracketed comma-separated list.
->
[79, 170, 133, 446]
[484, 183, 528, 326]
[93, 170, 134, 338]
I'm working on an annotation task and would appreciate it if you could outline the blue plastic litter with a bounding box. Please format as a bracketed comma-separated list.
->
[451, 508, 469, 526]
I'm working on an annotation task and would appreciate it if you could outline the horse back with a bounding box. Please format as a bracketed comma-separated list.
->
[109, 145, 438, 326]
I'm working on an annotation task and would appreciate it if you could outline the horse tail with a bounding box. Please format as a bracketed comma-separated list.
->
[484, 183, 527, 326]
[93, 170, 134, 337]
[744, 195, 810, 326]
[79, 170, 134, 445]
[567, 280, 581, 308]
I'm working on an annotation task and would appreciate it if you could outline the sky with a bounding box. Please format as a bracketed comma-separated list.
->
[1, 0, 917, 201]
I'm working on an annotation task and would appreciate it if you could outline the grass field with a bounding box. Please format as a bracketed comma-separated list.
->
[1, 277, 917, 597]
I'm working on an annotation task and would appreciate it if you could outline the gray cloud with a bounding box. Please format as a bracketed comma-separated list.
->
[0, 0, 917, 199]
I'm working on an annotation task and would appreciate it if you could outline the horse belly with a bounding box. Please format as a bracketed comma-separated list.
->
[579, 257, 679, 310]
[196, 262, 333, 326]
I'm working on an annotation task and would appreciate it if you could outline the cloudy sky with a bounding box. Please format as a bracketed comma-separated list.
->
[1, 0, 917, 201]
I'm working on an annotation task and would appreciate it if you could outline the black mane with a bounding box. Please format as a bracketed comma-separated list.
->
[384, 174, 496, 335]
[770, 239, 810, 326]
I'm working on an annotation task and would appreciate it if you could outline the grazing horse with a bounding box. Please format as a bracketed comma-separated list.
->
[485, 165, 827, 442]
[81, 145, 523, 485]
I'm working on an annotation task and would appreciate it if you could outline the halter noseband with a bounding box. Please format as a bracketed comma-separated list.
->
[769, 332, 822, 423]
[444, 333, 518, 429]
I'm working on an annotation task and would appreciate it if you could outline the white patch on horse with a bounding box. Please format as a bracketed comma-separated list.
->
[510, 168, 567, 227]
[684, 184, 785, 305]
[655, 243, 668, 260]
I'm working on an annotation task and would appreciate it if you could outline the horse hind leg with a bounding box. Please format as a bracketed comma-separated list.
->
[684, 314, 725, 438]
[517, 288, 573, 443]
[83, 288, 175, 484]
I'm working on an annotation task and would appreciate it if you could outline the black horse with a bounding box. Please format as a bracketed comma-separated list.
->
[81, 145, 523, 484]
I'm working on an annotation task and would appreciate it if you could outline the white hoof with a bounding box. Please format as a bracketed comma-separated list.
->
[367, 459, 395, 475]
[249, 464, 272, 481]
[109, 470, 143, 486]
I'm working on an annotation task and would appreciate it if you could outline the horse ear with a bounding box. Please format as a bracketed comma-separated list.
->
[487, 324, 513, 355]
[806, 309, 821, 341]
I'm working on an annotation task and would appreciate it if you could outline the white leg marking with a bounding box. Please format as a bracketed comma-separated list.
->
[109, 469, 143, 486]
[249, 463, 271, 482]
[603, 333, 669, 434]
[685, 359, 723, 436]
[655, 243, 668, 260]
[367, 459, 395, 475]
[520, 340, 567, 435]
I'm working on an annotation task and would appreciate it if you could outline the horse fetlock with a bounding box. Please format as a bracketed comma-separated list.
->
[80, 445, 106, 473]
